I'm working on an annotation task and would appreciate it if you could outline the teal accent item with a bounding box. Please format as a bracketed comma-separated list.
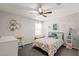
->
[69, 32, 71, 35]
[68, 35, 71, 39]
[68, 32, 72, 39]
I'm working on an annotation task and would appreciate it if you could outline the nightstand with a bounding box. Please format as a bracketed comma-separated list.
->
[16, 35, 24, 47]
[66, 39, 72, 49]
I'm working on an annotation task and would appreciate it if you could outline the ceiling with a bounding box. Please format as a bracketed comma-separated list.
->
[0, 3, 79, 21]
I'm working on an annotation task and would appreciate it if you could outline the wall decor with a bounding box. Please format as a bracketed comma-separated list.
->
[53, 24, 57, 30]
[9, 19, 21, 31]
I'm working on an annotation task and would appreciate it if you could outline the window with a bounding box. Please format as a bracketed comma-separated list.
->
[35, 22, 42, 35]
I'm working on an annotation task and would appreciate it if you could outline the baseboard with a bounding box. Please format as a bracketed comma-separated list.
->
[23, 42, 32, 46]
[62, 45, 79, 50]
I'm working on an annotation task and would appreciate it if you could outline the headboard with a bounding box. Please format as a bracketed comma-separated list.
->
[48, 32, 64, 40]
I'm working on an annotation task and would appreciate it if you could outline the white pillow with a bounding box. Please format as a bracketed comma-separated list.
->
[34, 35, 45, 39]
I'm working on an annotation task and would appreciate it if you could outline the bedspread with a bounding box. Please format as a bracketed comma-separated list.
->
[32, 37, 64, 56]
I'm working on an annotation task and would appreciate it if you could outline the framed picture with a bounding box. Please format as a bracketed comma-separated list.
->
[53, 24, 57, 30]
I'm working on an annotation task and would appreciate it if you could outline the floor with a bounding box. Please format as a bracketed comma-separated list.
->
[18, 44, 79, 56]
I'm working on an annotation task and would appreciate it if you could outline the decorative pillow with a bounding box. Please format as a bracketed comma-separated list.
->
[48, 32, 58, 39]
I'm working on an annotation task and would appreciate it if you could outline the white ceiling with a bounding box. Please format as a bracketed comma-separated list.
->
[0, 3, 79, 21]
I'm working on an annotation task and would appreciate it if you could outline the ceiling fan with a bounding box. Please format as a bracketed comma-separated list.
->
[37, 3, 52, 17]
[26, 3, 61, 18]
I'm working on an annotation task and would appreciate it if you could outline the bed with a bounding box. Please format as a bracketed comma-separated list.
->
[32, 32, 64, 56]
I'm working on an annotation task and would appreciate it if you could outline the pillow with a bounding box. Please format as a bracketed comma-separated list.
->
[48, 33, 58, 39]
[56, 33, 63, 39]
[34, 35, 45, 39]
[48, 32, 64, 39]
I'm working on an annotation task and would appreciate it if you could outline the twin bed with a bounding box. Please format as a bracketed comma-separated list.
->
[32, 32, 64, 56]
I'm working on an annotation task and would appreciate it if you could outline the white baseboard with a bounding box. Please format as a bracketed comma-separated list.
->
[23, 42, 32, 45]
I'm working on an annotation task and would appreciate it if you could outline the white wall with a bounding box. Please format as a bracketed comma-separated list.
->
[42, 12, 79, 49]
[0, 11, 37, 45]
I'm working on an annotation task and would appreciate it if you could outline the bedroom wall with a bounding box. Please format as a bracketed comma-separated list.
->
[0, 11, 37, 45]
[42, 12, 79, 49]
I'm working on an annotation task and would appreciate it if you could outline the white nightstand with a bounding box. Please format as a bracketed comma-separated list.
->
[16, 35, 24, 47]
[66, 39, 72, 49]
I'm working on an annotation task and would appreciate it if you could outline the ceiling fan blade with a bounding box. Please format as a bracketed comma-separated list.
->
[42, 14, 47, 17]
[43, 11, 52, 14]
[37, 3, 43, 14]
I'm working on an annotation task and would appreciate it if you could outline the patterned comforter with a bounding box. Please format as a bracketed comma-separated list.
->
[32, 37, 64, 56]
